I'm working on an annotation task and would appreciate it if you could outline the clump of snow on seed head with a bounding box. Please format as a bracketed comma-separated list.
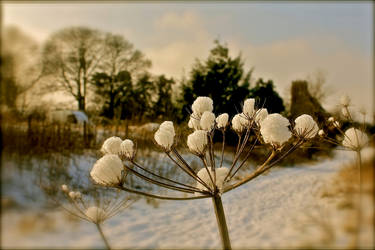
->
[188, 114, 201, 130]
[255, 108, 268, 125]
[192, 96, 213, 117]
[154, 121, 175, 151]
[340, 94, 350, 107]
[121, 139, 135, 159]
[318, 129, 325, 137]
[342, 128, 368, 150]
[90, 154, 124, 186]
[85, 206, 105, 224]
[61, 184, 69, 193]
[200, 111, 215, 131]
[187, 130, 208, 155]
[232, 114, 248, 133]
[260, 113, 291, 147]
[101, 136, 122, 155]
[196, 167, 229, 192]
[294, 114, 319, 139]
[243, 98, 255, 117]
[216, 113, 229, 129]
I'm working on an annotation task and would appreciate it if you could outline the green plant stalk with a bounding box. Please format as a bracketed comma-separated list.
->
[212, 195, 231, 250]
[96, 223, 111, 250]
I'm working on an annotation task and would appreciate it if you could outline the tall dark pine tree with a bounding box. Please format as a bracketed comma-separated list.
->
[180, 40, 253, 121]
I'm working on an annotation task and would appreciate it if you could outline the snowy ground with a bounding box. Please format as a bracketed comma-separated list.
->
[1, 149, 373, 249]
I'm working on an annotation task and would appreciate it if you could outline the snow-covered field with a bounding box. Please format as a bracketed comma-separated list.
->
[1, 149, 373, 249]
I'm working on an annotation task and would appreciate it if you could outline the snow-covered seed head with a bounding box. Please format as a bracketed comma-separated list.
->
[85, 206, 105, 224]
[318, 129, 325, 137]
[90, 154, 124, 186]
[121, 139, 135, 160]
[232, 114, 247, 134]
[342, 128, 369, 150]
[187, 130, 208, 155]
[74, 191, 82, 199]
[196, 167, 229, 192]
[188, 114, 201, 130]
[191, 96, 213, 116]
[260, 113, 292, 147]
[255, 108, 268, 125]
[216, 113, 229, 129]
[333, 121, 340, 128]
[101, 136, 122, 155]
[200, 111, 215, 131]
[154, 121, 175, 151]
[340, 94, 350, 107]
[61, 184, 69, 193]
[243, 98, 255, 117]
[69, 191, 76, 199]
[294, 114, 319, 139]
[341, 107, 350, 117]
[328, 117, 335, 123]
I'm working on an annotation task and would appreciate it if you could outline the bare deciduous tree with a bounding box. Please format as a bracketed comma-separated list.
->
[42, 27, 104, 111]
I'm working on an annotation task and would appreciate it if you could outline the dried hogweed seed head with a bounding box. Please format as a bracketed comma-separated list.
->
[61, 184, 69, 193]
[340, 94, 350, 107]
[232, 114, 246, 133]
[260, 113, 291, 147]
[101, 136, 122, 155]
[216, 113, 229, 129]
[74, 191, 82, 199]
[69, 191, 76, 199]
[154, 121, 175, 151]
[294, 114, 319, 139]
[196, 167, 229, 192]
[188, 114, 201, 130]
[341, 107, 350, 117]
[243, 98, 255, 117]
[342, 128, 369, 150]
[200, 111, 215, 131]
[121, 139, 135, 159]
[187, 130, 208, 155]
[90, 154, 124, 186]
[318, 129, 325, 137]
[85, 206, 105, 224]
[255, 108, 268, 125]
[328, 117, 335, 123]
[191, 96, 213, 116]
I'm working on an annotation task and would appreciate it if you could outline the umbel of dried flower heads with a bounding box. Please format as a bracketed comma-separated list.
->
[121, 139, 135, 159]
[342, 128, 369, 151]
[192, 96, 213, 117]
[154, 121, 175, 151]
[196, 167, 229, 192]
[294, 114, 319, 139]
[200, 111, 216, 131]
[243, 98, 255, 117]
[187, 130, 208, 155]
[216, 113, 229, 129]
[101, 136, 122, 155]
[90, 154, 124, 186]
[260, 113, 292, 147]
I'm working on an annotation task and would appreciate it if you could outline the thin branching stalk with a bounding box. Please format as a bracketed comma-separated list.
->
[96, 223, 111, 250]
[123, 164, 199, 193]
[132, 161, 202, 191]
[117, 185, 211, 200]
[201, 155, 216, 188]
[219, 130, 226, 168]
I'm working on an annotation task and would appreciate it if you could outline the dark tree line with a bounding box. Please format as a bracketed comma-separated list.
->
[2, 26, 286, 123]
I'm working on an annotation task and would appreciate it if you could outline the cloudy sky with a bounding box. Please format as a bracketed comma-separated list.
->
[3, 2, 373, 120]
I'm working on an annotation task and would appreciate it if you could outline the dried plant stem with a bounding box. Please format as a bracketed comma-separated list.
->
[219, 131, 226, 168]
[117, 185, 210, 200]
[355, 150, 363, 248]
[96, 223, 111, 250]
[212, 195, 231, 250]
